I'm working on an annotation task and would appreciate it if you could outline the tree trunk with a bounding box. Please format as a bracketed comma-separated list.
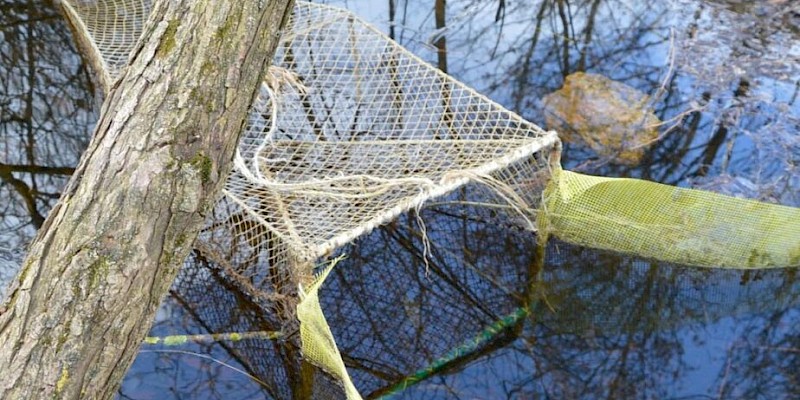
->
[0, 0, 294, 398]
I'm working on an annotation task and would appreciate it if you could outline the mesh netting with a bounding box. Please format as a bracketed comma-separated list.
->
[58, 1, 800, 399]
[61, 0, 556, 291]
[227, 2, 555, 269]
[166, 251, 347, 400]
[543, 167, 800, 269]
[61, 0, 152, 85]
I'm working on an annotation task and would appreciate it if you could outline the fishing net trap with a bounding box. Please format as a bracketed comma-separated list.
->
[56, 0, 800, 398]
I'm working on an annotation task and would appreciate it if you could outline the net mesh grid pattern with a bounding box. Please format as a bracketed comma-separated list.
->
[228, 2, 555, 267]
[55, 1, 800, 399]
[61, 0, 153, 78]
[60, 0, 557, 291]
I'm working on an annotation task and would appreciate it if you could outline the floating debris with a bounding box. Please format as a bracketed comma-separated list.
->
[543, 72, 661, 165]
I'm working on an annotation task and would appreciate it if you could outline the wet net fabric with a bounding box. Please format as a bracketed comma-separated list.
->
[227, 2, 556, 269]
[58, 0, 800, 399]
[57, 0, 799, 273]
[542, 167, 800, 268]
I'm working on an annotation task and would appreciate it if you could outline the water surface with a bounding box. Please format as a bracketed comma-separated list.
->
[1, 0, 798, 398]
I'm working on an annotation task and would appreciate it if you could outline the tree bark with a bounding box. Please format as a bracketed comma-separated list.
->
[0, 0, 294, 398]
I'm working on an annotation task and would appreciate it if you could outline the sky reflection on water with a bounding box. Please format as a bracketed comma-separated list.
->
[0, 0, 798, 398]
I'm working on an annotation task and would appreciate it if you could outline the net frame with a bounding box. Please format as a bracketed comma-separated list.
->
[221, 1, 559, 275]
[52, 1, 800, 398]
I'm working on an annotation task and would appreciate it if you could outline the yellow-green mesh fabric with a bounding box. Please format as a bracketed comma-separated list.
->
[297, 260, 362, 400]
[55, 1, 800, 398]
[542, 168, 800, 269]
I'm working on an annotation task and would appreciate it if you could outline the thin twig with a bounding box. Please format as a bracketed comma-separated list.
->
[138, 349, 271, 389]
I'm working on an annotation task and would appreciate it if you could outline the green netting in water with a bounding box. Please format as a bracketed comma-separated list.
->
[57, 0, 800, 398]
[542, 167, 800, 269]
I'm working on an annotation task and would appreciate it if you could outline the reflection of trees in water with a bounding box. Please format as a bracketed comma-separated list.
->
[322, 187, 541, 397]
[191, 192, 798, 398]
[685, 0, 800, 82]
[523, 245, 800, 399]
[3, 0, 799, 398]
[124, 250, 347, 400]
[714, 308, 800, 399]
[0, 0, 94, 290]
[369, 0, 798, 203]
[317, 204, 800, 398]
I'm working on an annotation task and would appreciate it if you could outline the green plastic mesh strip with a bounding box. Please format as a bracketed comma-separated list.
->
[56, 1, 800, 398]
[297, 257, 362, 400]
[542, 167, 800, 269]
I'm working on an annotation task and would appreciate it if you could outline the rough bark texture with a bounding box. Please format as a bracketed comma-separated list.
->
[0, 0, 294, 398]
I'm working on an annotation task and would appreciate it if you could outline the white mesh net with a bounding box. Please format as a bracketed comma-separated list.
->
[49, 1, 800, 398]
[61, 0, 153, 80]
[228, 2, 555, 267]
[60, 0, 557, 294]
[60, 5, 558, 397]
